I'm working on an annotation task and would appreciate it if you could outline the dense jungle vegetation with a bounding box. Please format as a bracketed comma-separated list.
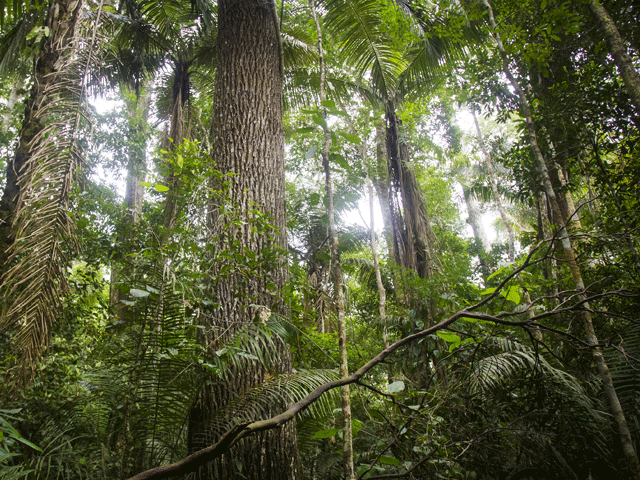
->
[0, 0, 639, 479]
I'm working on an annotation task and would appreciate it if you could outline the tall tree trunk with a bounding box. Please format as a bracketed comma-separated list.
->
[0, 0, 83, 272]
[483, 1, 640, 476]
[368, 177, 393, 382]
[187, 2, 298, 479]
[385, 103, 437, 281]
[161, 59, 191, 247]
[461, 183, 490, 253]
[311, 2, 354, 477]
[110, 87, 151, 310]
[588, 0, 640, 117]
[373, 118, 395, 259]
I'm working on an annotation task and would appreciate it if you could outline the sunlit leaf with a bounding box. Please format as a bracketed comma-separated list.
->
[387, 380, 405, 393]
[313, 428, 339, 439]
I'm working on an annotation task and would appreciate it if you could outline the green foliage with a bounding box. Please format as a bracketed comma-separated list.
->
[0, 0, 639, 478]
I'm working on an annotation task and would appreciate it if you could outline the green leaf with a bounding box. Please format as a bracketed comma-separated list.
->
[13, 435, 42, 452]
[312, 114, 327, 129]
[481, 287, 496, 295]
[387, 380, 405, 393]
[313, 428, 339, 439]
[321, 99, 336, 109]
[130, 288, 150, 298]
[235, 460, 243, 473]
[305, 145, 317, 159]
[238, 352, 259, 361]
[330, 153, 350, 170]
[436, 331, 460, 343]
[308, 192, 321, 206]
[502, 286, 521, 305]
[379, 456, 400, 466]
[139, 181, 152, 187]
[352, 418, 363, 436]
[339, 131, 361, 144]
[487, 268, 504, 281]
[155, 184, 170, 192]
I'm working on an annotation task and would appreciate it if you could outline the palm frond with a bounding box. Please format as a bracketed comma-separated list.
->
[282, 25, 317, 70]
[0, 9, 42, 75]
[284, 70, 381, 112]
[322, 0, 407, 100]
[470, 338, 581, 398]
[469, 337, 605, 432]
[195, 369, 340, 446]
[0, 5, 105, 383]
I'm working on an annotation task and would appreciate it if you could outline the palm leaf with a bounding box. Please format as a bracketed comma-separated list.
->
[0, 7, 106, 383]
[193, 369, 340, 447]
[322, 0, 407, 100]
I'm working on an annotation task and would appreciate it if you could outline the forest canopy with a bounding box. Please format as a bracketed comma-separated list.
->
[0, 0, 639, 479]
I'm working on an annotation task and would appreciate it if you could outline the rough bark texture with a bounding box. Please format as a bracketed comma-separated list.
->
[589, 0, 640, 116]
[484, 1, 640, 476]
[385, 103, 436, 281]
[186, 1, 298, 479]
[0, 0, 83, 271]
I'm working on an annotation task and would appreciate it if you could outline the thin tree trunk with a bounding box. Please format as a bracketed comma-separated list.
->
[187, 1, 298, 478]
[374, 118, 394, 256]
[462, 183, 490, 253]
[311, 2, 354, 477]
[483, 1, 640, 476]
[588, 0, 640, 116]
[110, 87, 151, 311]
[340, 103, 392, 383]
[368, 177, 394, 383]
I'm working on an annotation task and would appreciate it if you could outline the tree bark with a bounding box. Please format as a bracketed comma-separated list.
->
[186, 2, 298, 479]
[588, 0, 640, 117]
[483, 1, 640, 476]
[385, 103, 436, 281]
